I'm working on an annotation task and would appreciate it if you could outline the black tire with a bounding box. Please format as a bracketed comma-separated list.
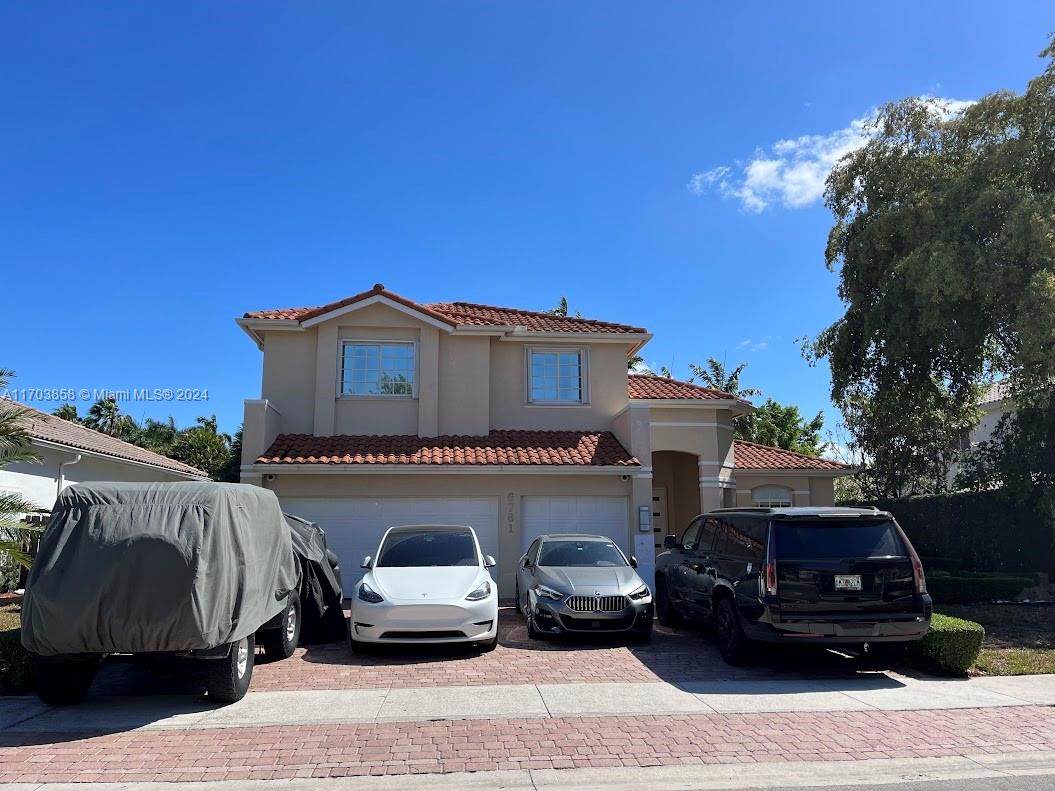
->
[716, 597, 752, 666]
[526, 608, 545, 640]
[34, 656, 99, 706]
[655, 577, 682, 627]
[206, 635, 254, 703]
[631, 621, 654, 644]
[260, 591, 302, 660]
[514, 581, 523, 614]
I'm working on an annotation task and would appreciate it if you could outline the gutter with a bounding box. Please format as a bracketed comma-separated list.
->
[57, 452, 82, 496]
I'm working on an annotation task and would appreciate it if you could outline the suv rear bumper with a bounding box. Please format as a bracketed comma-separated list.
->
[743, 596, 933, 644]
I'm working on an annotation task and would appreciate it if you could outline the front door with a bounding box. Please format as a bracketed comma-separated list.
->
[651, 487, 668, 553]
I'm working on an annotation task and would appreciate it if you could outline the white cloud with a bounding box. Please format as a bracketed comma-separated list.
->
[690, 98, 973, 213]
[736, 338, 769, 352]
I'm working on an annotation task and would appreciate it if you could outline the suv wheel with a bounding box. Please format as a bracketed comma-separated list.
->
[261, 591, 302, 660]
[716, 597, 752, 666]
[34, 656, 100, 706]
[206, 635, 255, 703]
[655, 577, 682, 627]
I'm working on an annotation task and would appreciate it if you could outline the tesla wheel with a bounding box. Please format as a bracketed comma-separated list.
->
[261, 591, 302, 660]
[514, 581, 523, 614]
[655, 577, 682, 627]
[34, 656, 99, 706]
[206, 635, 254, 703]
[477, 633, 499, 652]
[716, 597, 751, 666]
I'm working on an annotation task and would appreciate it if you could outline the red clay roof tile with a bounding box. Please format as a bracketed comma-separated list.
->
[733, 440, 849, 471]
[257, 431, 639, 467]
[628, 373, 737, 401]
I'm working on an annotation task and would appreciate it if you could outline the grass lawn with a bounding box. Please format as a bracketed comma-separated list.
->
[0, 604, 18, 630]
[941, 604, 1055, 675]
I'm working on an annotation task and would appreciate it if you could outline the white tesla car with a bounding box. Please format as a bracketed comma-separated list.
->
[349, 524, 499, 651]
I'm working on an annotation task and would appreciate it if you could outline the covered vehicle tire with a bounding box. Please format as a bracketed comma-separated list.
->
[34, 656, 100, 706]
[207, 635, 255, 703]
[261, 591, 302, 660]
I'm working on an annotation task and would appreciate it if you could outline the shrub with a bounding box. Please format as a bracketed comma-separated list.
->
[0, 608, 30, 693]
[927, 575, 1033, 604]
[908, 613, 985, 676]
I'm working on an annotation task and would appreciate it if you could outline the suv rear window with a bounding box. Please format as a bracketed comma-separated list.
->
[775, 520, 905, 561]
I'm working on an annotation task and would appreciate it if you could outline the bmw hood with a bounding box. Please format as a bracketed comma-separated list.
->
[370, 566, 489, 602]
[535, 565, 643, 595]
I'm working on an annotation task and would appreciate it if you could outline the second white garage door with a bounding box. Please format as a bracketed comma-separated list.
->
[279, 497, 500, 585]
[520, 496, 630, 555]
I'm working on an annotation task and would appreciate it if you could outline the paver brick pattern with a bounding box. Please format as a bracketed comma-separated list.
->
[2, 706, 1054, 782]
[93, 611, 867, 696]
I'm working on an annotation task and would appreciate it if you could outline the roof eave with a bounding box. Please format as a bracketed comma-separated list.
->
[242, 463, 640, 475]
[736, 466, 854, 477]
[31, 437, 208, 480]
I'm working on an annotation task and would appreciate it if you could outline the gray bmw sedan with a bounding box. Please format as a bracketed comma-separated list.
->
[515, 534, 654, 641]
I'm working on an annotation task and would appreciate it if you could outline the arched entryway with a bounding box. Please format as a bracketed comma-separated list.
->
[651, 450, 703, 550]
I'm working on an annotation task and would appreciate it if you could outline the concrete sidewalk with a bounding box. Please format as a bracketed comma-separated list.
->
[4, 673, 1055, 732]
[2, 750, 1055, 790]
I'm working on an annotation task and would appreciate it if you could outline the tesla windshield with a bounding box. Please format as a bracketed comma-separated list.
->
[538, 540, 627, 567]
[377, 530, 479, 567]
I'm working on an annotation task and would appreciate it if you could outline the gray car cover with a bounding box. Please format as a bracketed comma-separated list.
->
[21, 482, 299, 657]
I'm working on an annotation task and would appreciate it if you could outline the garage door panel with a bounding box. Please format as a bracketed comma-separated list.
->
[521, 496, 630, 554]
[279, 497, 499, 585]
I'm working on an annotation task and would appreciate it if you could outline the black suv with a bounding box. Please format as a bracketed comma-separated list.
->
[654, 507, 932, 665]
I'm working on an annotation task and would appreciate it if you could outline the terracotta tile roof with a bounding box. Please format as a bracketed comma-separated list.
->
[734, 440, 849, 471]
[628, 373, 737, 401]
[244, 284, 647, 335]
[257, 430, 640, 467]
[0, 400, 207, 478]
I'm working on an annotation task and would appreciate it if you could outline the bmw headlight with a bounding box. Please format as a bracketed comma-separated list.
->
[358, 582, 384, 603]
[533, 584, 565, 601]
[465, 581, 492, 601]
[628, 584, 651, 601]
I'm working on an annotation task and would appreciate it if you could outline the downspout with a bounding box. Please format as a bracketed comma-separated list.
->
[58, 453, 83, 497]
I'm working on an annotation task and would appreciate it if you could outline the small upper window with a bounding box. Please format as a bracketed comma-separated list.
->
[752, 485, 793, 508]
[529, 348, 586, 403]
[341, 342, 416, 397]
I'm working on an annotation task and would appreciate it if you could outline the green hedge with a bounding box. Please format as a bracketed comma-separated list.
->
[908, 614, 985, 676]
[927, 574, 1034, 604]
[0, 626, 31, 693]
[849, 490, 1054, 575]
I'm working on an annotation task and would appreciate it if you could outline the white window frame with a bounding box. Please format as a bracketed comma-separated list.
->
[525, 345, 590, 405]
[751, 485, 793, 508]
[338, 339, 418, 399]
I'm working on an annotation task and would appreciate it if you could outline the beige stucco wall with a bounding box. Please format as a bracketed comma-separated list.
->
[438, 333, 490, 435]
[734, 473, 837, 507]
[260, 330, 317, 435]
[263, 472, 633, 596]
[652, 451, 700, 538]
[489, 341, 630, 431]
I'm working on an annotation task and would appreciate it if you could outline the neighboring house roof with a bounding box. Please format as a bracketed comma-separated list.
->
[0, 400, 207, 478]
[734, 440, 849, 472]
[256, 430, 640, 467]
[628, 373, 736, 401]
[978, 380, 1014, 407]
[243, 283, 647, 335]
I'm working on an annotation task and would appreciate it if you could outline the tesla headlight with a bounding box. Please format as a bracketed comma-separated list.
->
[358, 582, 384, 603]
[465, 581, 492, 601]
[628, 584, 651, 600]
[533, 584, 565, 601]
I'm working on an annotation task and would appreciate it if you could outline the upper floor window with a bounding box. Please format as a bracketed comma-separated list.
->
[528, 347, 588, 404]
[751, 485, 793, 508]
[340, 341, 416, 397]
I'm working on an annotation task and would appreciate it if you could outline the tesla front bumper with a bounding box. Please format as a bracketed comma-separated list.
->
[351, 597, 498, 644]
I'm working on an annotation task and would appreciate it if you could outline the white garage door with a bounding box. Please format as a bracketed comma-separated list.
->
[520, 496, 630, 555]
[279, 497, 500, 584]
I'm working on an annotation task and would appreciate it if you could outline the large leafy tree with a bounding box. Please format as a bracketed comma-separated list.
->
[52, 403, 81, 422]
[0, 369, 43, 570]
[810, 39, 1055, 499]
[740, 399, 826, 456]
[688, 358, 762, 399]
[170, 415, 232, 481]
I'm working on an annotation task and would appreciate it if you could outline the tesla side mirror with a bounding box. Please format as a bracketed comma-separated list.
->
[629, 556, 638, 569]
[360, 556, 372, 569]
[663, 535, 679, 550]
[484, 555, 497, 568]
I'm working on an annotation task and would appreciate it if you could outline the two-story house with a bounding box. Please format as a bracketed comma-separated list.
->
[237, 284, 849, 594]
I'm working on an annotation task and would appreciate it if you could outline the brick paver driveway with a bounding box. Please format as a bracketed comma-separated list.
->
[92, 608, 867, 695]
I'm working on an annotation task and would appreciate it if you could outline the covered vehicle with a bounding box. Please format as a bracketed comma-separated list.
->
[284, 513, 345, 643]
[22, 482, 304, 705]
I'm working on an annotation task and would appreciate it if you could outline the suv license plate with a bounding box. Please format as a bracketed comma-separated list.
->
[834, 574, 862, 591]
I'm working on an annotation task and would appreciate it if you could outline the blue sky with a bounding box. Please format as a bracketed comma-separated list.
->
[3, 3, 1051, 439]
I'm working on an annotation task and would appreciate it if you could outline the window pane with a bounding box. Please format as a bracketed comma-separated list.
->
[342, 343, 415, 396]
[531, 350, 583, 402]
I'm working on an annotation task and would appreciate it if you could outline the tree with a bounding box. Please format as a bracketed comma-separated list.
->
[0, 369, 42, 570]
[809, 38, 1055, 499]
[220, 424, 244, 483]
[688, 358, 762, 399]
[139, 416, 179, 455]
[83, 397, 122, 436]
[52, 403, 81, 423]
[170, 414, 232, 481]
[740, 399, 826, 456]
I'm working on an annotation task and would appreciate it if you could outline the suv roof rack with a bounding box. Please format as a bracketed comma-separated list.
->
[706, 505, 890, 518]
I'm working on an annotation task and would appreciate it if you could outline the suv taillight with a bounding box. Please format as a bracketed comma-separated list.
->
[762, 524, 777, 596]
[894, 522, 927, 595]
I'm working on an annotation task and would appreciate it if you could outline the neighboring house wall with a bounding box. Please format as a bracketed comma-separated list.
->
[0, 445, 195, 511]
[734, 473, 835, 507]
